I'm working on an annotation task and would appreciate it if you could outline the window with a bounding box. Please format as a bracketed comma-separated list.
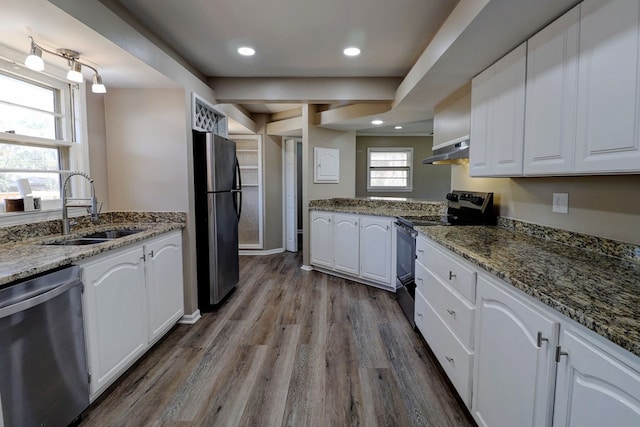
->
[0, 60, 77, 214]
[367, 147, 413, 192]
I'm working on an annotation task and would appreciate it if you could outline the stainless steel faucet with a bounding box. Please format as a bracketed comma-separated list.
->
[62, 172, 101, 234]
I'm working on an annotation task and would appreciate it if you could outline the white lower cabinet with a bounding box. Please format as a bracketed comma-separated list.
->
[310, 211, 394, 290]
[473, 274, 559, 427]
[79, 230, 184, 400]
[417, 237, 640, 426]
[553, 326, 640, 427]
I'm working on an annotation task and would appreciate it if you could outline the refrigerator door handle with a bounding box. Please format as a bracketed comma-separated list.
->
[233, 157, 242, 220]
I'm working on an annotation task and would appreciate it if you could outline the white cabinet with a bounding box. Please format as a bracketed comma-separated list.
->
[575, 0, 640, 173]
[553, 326, 640, 427]
[333, 213, 360, 276]
[79, 230, 184, 400]
[470, 43, 527, 177]
[473, 274, 560, 427]
[359, 216, 392, 284]
[145, 231, 185, 344]
[80, 245, 147, 398]
[310, 211, 334, 268]
[524, 6, 579, 175]
[314, 147, 340, 183]
[309, 210, 394, 290]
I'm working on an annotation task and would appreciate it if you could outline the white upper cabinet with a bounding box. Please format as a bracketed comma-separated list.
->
[524, 6, 580, 175]
[575, 0, 640, 173]
[470, 43, 527, 177]
[314, 147, 340, 183]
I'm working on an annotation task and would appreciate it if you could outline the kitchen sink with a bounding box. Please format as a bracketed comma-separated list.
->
[46, 238, 111, 246]
[42, 229, 144, 246]
[81, 229, 143, 239]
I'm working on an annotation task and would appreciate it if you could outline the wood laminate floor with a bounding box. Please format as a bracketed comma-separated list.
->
[80, 252, 474, 427]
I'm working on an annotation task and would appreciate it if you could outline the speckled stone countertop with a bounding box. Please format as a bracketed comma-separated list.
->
[417, 225, 640, 358]
[309, 197, 446, 218]
[0, 212, 185, 287]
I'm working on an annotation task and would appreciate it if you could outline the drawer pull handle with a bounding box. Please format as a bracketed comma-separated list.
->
[446, 309, 456, 317]
[417, 312, 423, 317]
[416, 277, 423, 282]
[449, 271, 456, 280]
[445, 356, 454, 364]
[536, 332, 549, 348]
[555, 346, 568, 363]
[417, 249, 424, 254]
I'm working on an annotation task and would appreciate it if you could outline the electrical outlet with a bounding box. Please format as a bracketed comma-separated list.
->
[553, 193, 569, 214]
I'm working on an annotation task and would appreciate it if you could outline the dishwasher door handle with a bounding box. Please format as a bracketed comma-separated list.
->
[0, 278, 81, 319]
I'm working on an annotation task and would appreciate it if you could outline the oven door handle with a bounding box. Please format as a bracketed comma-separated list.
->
[393, 221, 418, 238]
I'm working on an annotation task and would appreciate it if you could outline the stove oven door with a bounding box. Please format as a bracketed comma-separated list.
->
[394, 221, 416, 287]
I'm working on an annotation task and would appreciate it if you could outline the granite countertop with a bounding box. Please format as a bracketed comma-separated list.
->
[417, 225, 640, 358]
[0, 214, 184, 287]
[309, 197, 446, 218]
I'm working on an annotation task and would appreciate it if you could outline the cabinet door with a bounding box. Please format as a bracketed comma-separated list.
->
[473, 275, 559, 427]
[145, 231, 185, 344]
[470, 43, 526, 177]
[553, 327, 640, 427]
[524, 6, 579, 175]
[575, 0, 640, 172]
[359, 216, 392, 286]
[314, 147, 340, 182]
[310, 211, 333, 268]
[333, 213, 359, 276]
[81, 246, 146, 398]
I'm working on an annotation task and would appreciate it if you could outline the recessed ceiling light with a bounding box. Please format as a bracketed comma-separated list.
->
[395, 126, 403, 130]
[371, 119, 384, 125]
[237, 47, 255, 56]
[344, 47, 361, 57]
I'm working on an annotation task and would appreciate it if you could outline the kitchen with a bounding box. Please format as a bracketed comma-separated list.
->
[1, 0, 640, 426]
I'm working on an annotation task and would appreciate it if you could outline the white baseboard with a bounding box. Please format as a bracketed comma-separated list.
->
[300, 264, 313, 271]
[240, 247, 285, 256]
[179, 310, 201, 324]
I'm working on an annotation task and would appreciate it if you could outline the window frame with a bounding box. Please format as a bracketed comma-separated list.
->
[366, 147, 414, 192]
[0, 46, 90, 224]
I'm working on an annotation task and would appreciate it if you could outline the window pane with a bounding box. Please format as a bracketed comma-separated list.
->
[370, 170, 408, 187]
[370, 152, 410, 167]
[0, 74, 55, 112]
[0, 171, 60, 201]
[0, 103, 57, 138]
[0, 143, 59, 169]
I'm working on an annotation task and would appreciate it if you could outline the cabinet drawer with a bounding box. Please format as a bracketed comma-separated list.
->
[418, 262, 475, 349]
[415, 290, 473, 407]
[420, 238, 476, 303]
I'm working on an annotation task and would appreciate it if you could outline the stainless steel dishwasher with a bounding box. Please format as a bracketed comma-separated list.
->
[0, 265, 89, 427]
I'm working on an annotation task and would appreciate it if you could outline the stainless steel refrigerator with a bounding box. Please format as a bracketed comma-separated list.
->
[193, 131, 242, 310]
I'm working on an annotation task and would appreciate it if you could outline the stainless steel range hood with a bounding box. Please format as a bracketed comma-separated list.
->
[422, 136, 470, 165]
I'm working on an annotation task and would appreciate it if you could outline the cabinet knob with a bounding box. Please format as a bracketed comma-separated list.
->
[417, 249, 424, 254]
[446, 309, 456, 317]
[354, 221, 358, 226]
[449, 271, 456, 280]
[555, 346, 569, 363]
[445, 356, 455, 364]
[536, 331, 549, 348]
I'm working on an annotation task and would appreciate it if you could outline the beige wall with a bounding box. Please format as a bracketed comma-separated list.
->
[85, 86, 110, 210]
[355, 135, 451, 200]
[452, 165, 640, 244]
[301, 105, 357, 265]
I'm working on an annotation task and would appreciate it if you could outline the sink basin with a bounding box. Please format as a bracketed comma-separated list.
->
[46, 238, 111, 246]
[81, 229, 142, 239]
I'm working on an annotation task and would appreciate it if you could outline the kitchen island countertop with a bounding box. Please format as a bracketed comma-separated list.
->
[418, 225, 640, 358]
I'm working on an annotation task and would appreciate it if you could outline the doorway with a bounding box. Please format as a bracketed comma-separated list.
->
[284, 138, 302, 252]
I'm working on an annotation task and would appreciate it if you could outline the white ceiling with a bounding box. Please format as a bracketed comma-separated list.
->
[2, 0, 583, 135]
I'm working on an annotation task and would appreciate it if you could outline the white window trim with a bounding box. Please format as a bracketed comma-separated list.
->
[0, 43, 91, 225]
[367, 147, 414, 192]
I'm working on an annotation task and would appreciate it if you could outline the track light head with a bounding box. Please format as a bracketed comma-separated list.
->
[91, 74, 106, 93]
[24, 40, 44, 71]
[66, 61, 83, 83]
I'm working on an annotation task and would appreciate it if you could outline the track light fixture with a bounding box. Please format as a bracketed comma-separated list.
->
[24, 37, 107, 93]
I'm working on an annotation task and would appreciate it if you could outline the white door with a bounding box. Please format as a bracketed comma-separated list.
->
[473, 275, 559, 427]
[359, 216, 392, 286]
[80, 246, 147, 398]
[553, 327, 640, 427]
[333, 213, 359, 275]
[284, 139, 298, 252]
[524, 6, 579, 175]
[145, 231, 184, 344]
[575, 0, 640, 173]
[310, 211, 333, 268]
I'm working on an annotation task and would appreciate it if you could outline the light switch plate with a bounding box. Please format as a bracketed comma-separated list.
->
[553, 193, 569, 214]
